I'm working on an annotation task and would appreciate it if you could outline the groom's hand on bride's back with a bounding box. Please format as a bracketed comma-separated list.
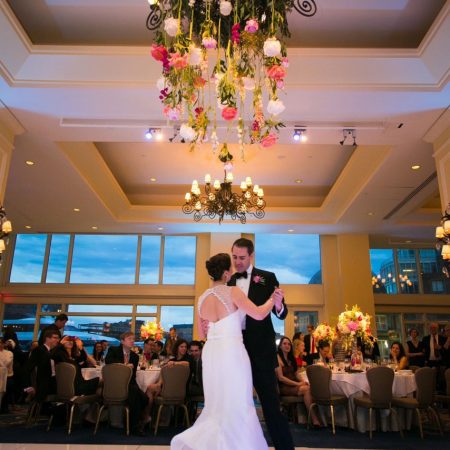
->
[272, 287, 284, 311]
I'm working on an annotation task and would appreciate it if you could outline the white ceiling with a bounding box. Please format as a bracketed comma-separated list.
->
[0, 0, 449, 242]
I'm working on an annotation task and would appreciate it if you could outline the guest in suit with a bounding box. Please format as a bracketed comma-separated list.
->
[105, 332, 149, 435]
[422, 323, 445, 367]
[188, 341, 203, 397]
[361, 335, 380, 362]
[228, 237, 294, 450]
[38, 314, 68, 345]
[304, 324, 319, 365]
[443, 323, 450, 369]
[23, 330, 60, 402]
[163, 327, 178, 357]
[317, 341, 332, 364]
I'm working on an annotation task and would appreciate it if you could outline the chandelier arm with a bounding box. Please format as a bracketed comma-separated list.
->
[292, 0, 318, 17]
[146, 4, 164, 31]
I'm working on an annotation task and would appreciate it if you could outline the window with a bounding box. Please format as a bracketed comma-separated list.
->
[369, 249, 397, 294]
[293, 311, 319, 333]
[419, 249, 450, 294]
[70, 235, 138, 284]
[271, 315, 285, 343]
[255, 234, 321, 284]
[10, 234, 47, 283]
[160, 306, 194, 341]
[1, 304, 37, 348]
[162, 236, 196, 285]
[397, 250, 419, 294]
[375, 313, 402, 359]
[46, 234, 70, 283]
[139, 235, 161, 284]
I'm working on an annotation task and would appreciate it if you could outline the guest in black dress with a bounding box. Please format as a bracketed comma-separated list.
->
[405, 328, 425, 367]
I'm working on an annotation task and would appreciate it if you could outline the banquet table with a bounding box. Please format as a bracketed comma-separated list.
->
[301, 369, 417, 432]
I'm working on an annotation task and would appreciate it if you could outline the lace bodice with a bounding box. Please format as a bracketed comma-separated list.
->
[198, 285, 236, 317]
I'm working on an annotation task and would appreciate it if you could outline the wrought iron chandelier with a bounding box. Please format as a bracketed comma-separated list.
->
[435, 203, 450, 277]
[182, 171, 265, 224]
[0, 205, 12, 262]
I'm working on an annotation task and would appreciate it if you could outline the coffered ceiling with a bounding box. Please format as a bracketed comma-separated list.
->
[0, 0, 449, 242]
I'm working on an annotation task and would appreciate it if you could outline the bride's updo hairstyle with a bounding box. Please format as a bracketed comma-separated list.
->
[205, 253, 231, 281]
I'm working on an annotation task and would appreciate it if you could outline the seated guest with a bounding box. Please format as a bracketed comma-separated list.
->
[188, 341, 203, 397]
[74, 338, 96, 368]
[168, 339, 191, 366]
[360, 335, 380, 362]
[92, 342, 104, 365]
[143, 338, 156, 362]
[293, 339, 307, 368]
[317, 341, 333, 364]
[52, 336, 99, 395]
[405, 328, 425, 367]
[106, 332, 150, 435]
[275, 337, 321, 426]
[390, 341, 408, 370]
[100, 340, 109, 358]
[153, 340, 166, 358]
[23, 330, 60, 402]
[0, 337, 14, 413]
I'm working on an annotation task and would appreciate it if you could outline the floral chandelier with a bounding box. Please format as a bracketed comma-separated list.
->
[148, 0, 312, 161]
[183, 169, 265, 224]
[435, 203, 450, 277]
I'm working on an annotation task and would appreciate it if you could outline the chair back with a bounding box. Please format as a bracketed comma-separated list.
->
[415, 367, 435, 407]
[160, 365, 190, 402]
[306, 365, 331, 402]
[102, 363, 132, 402]
[55, 362, 76, 400]
[366, 366, 394, 407]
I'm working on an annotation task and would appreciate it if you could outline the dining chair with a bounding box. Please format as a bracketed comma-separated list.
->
[280, 394, 304, 424]
[306, 365, 349, 434]
[47, 362, 100, 434]
[94, 363, 132, 436]
[434, 368, 450, 413]
[354, 366, 402, 439]
[393, 367, 443, 439]
[153, 365, 191, 435]
[187, 394, 204, 423]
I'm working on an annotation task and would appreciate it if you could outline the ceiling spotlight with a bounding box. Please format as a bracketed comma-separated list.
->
[293, 128, 307, 143]
[145, 128, 162, 140]
[145, 128, 153, 140]
[339, 129, 357, 147]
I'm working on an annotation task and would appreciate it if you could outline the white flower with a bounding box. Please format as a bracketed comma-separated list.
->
[189, 45, 203, 66]
[267, 99, 285, 116]
[180, 123, 197, 142]
[224, 162, 233, 172]
[164, 17, 179, 37]
[156, 76, 171, 92]
[220, 1, 232, 16]
[242, 76, 256, 90]
[263, 37, 281, 57]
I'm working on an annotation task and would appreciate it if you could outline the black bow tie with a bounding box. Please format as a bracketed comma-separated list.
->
[235, 272, 248, 279]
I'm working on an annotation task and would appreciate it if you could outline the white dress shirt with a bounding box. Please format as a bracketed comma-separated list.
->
[0, 349, 13, 377]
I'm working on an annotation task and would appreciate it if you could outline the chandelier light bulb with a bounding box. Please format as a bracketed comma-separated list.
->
[240, 181, 247, 191]
[205, 174, 211, 184]
[253, 184, 259, 193]
[444, 220, 450, 234]
[436, 226, 444, 238]
[185, 192, 191, 202]
[0, 239, 4, 253]
[2, 220, 12, 233]
[213, 180, 221, 190]
[148, 0, 158, 5]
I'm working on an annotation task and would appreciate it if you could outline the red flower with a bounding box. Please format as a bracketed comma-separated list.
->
[231, 23, 241, 45]
[267, 65, 286, 81]
[222, 106, 238, 121]
[260, 133, 277, 148]
[151, 44, 168, 62]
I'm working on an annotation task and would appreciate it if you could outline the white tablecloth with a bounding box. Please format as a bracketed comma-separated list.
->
[136, 368, 161, 392]
[82, 367, 102, 381]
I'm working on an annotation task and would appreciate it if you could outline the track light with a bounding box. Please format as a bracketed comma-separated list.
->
[339, 129, 357, 147]
[293, 128, 307, 143]
[145, 128, 162, 141]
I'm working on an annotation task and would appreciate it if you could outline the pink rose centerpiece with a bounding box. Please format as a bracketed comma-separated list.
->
[337, 304, 373, 350]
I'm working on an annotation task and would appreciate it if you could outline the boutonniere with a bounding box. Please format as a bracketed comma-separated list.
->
[253, 275, 266, 285]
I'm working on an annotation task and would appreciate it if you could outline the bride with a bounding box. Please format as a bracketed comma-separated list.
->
[170, 253, 281, 450]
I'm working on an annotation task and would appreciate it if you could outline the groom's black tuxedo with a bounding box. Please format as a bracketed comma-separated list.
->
[229, 267, 294, 450]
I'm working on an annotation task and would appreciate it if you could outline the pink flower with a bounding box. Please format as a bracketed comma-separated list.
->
[260, 133, 277, 148]
[163, 106, 181, 121]
[193, 76, 206, 88]
[221, 106, 238, 121]
[276, 80, 284, 89]
[267, 65, 286, 81]
[281, 57, 289, 68]
[202, 36, 217, 49]
[253, 275, 265, 285]
[245, 19, 259, 33]
[168, 52, 188, 70]
[347, 321, 359, 332]
[151, 44, 168, 62]
[231, 23, 241, 44]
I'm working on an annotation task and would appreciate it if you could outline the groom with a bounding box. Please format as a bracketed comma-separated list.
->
[228, 238, 294, 450]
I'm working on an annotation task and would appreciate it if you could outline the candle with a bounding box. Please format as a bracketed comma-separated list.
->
[185, 192, 191, 202]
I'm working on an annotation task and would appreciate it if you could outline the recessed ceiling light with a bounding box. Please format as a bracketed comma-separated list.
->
[91, 226, 98, 230]
[405, 240, 412, 243]
[157, 227, 164, 231]
[25, 225, 31, 229]
[368, 212, 374, 216]
[25, 160, 35, 166]
[411, 165, 421, 170]
[295, 179, 303, 184]
[288, 229, 294, 233]
[150, 177, 157, 182]
[73, 208, 80, 212]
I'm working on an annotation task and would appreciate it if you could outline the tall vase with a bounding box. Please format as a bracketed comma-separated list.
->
[350, 340, 362, 370]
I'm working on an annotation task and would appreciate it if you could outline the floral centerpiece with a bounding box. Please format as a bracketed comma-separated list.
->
[313, 323, 335, 346]
[150, 0, 295, 161]
[140, 321, 165, 341]
[336, 304, 373, 350]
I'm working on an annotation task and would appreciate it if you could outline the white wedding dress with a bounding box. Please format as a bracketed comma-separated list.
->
[170, 285, 268, 450]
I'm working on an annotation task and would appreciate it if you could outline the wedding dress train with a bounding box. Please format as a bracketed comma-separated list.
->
[170, 285, 268, 450]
